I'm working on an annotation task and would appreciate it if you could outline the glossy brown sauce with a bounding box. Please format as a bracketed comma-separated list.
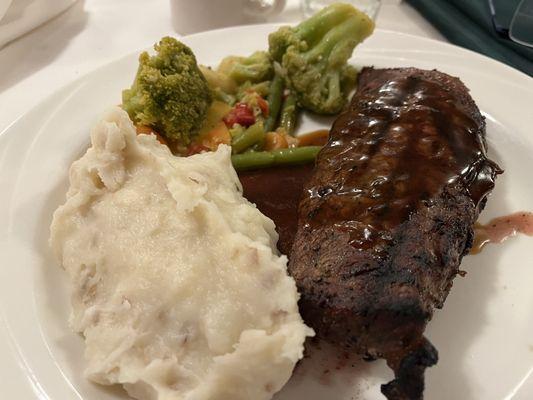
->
[239, 164, 314, 255]
[297, 129, 329, 147]
[238, 131, 328, 254]
[471, 211, 533, 254]
[303, 74, 502, 251]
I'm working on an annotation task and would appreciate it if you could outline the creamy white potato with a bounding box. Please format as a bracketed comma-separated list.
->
[50, 107, 313, 400]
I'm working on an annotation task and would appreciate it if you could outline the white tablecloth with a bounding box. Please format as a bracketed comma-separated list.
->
[0, 0, 77, 47]
[0, 0, 443, 133]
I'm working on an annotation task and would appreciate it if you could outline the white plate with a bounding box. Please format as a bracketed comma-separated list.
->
[1, 24, 532, 400]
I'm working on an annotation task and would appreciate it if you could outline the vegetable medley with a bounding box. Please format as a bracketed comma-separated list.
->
[121, 3, 375, 170]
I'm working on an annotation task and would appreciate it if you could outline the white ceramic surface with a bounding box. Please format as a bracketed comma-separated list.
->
[0, 0, 77, 47]
[0, 24, 532, 400]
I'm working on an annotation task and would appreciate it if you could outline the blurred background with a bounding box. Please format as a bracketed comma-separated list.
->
[0, 0, 531, 133]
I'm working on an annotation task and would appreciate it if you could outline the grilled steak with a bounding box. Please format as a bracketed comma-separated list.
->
[288, 67, 502, 399]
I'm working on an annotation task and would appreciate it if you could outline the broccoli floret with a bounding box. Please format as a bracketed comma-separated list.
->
[268, 3, 374, 114]
[122, 37, 212, 144]
[218, 51, 274, 84]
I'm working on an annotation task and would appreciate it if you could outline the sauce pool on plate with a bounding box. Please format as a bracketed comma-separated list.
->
[297, 129, 329, 147]
[239, 164, 315, 255]
[471, 211, 533, 254]
[238, 130, 329, 255]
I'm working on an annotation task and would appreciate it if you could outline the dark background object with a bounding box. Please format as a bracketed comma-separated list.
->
[406, 0, 533, 76]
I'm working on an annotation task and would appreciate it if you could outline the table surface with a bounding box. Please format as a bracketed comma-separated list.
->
[0, 0, 443, 133]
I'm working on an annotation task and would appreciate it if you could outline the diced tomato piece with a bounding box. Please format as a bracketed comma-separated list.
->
[223, 114, 237, 128]
[257, 96, 269, 117]
[186, 143, 210, 156]
[223, 103, 256, 128]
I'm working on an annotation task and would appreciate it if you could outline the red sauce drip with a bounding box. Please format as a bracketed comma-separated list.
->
[471, 211, 533, 254]
[239, 164, 314, 255]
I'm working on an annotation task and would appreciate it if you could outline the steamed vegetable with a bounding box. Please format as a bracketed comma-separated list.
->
[231, 146, 321, 170]
[218, 51, 273, 84]
[279, 93, 297, 134]
[231, 121, 266, 154]
[122, 37, 212, 144]
[263, 74, 285, 132]
[223, 103, 257, 128]
[199, 66, 238, 105]
[268, 3, 374, 114]
[237, 81, 270, 99]
[199, 65, 237, 94]
[122, 4, 375, 167]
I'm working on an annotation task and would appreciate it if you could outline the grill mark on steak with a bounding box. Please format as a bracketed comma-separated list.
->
[288, 67, 502, 399]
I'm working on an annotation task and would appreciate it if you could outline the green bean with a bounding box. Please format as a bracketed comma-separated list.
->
[229, 125, 245, 138]
[279, 93, 297, 135]
[231, 121, 265, 154]
[272, 146, 320, 165]
[264, 74, 284, 133]
[236, 81, 270, 100]
[243, 142, 264, 153]
[232, 151, 274, 169]
[231, 146, 321, 171]
[213, 88, 236, 106]
[250, 141, 265, 152]
[250, 81, 270, 97]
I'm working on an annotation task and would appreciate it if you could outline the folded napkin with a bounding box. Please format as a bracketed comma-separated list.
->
[0, 0, 77, 48]
[406, 0, 533, 76]
[0, 1, 13, 22]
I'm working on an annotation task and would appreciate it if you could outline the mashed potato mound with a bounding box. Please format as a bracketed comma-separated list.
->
[50, 107, 313, 400]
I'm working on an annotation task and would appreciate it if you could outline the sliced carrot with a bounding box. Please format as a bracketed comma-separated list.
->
[186, 143, 210, 155]
[201, 121, 232, 151]
[264, 131, 289, 151]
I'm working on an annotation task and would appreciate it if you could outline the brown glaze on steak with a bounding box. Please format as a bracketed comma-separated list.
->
[288, 67, 502, 399]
